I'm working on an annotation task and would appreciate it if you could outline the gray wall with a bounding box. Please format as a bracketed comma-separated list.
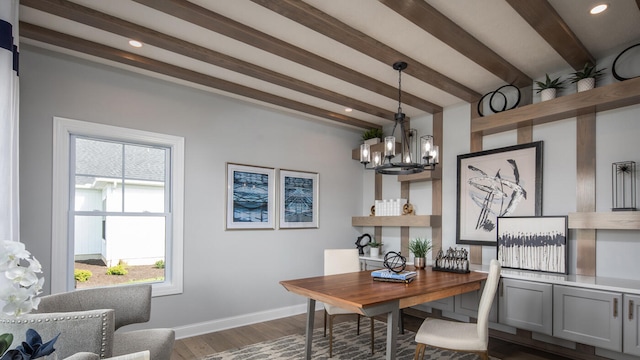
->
[19, 45, 363, 333]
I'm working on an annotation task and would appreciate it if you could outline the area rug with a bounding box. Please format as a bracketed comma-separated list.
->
[203, 320, 492, 359]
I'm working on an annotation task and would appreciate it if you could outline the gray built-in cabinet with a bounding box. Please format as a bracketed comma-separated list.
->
[495, 276, 640, 357]
[499, 278, 553, 336]
[553, 285, 623, 352]
[624, 294, 640, 356]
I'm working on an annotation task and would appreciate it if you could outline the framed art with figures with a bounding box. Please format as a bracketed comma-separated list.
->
[497, 216, 568, 274]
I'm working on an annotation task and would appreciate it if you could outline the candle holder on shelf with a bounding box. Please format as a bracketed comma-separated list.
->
[612, 161, 637, 211]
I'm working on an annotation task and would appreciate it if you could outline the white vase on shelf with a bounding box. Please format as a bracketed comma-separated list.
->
[577, 78, 595, 92]
[370, 247, 380, 257]
[540, 88, 557, 101]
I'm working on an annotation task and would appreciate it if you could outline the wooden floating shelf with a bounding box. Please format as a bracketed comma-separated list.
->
[352, 215, 440, 227]
[471, 77, 640, 136]
[568, 212, 640, 230]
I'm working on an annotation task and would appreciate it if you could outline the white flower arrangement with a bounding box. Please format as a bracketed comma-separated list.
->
[0, 240, 44, 317]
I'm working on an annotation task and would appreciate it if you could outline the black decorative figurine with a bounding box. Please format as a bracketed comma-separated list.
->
[355, 234, 371, 255]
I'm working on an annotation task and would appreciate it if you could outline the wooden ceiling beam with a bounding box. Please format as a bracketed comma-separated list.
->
[133, 0, 440, 114]
[20, 0, 395, 122]
[506, 0, 595, 70]
[379, 0, 531, 88]
[19, 22, 379, 130]
[252, 0, 479, 103]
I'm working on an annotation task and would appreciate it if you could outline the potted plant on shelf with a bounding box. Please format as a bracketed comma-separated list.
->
[368, 240, 383, 258]
[409, 238, 432, 269]
[362, 128, 384, 145]
[535, 74, 565, 101]
[569, 63, 606, 92]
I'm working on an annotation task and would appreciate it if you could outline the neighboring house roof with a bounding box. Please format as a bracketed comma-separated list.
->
[75, 137, 165, 184]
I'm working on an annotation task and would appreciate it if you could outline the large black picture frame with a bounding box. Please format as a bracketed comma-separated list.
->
[456, 141, 542, 245]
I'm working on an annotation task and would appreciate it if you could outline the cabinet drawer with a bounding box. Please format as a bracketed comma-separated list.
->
[625, 294, 640, 356]
[499, 278, 552, 335]
[553, 285, 622, 352]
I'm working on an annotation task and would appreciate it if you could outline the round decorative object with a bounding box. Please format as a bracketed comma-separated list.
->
[383, 251, 406, 274]
[370, 205, 375, 216]
[477, 84, 521, 117]
[402, 203, 414, 215]
[612, 43, 640, 81]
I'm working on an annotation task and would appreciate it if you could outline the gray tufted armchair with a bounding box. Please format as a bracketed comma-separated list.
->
[1, 284, 174, 359]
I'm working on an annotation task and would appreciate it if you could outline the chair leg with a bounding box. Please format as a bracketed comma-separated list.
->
[399, 309, 405, 334]
[323, 310, 327, 337]
[479, 350, 489, 360]
[370, 316, 375, 355]
[329, 314, 334, 358]
[414, 343, 426, 360]
[356, 314, 361, 335]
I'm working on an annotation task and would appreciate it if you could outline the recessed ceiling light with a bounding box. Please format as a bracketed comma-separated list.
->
[129, 40, 143, 48]
[344, 108, 353, 112]
[590, 4, 607, 14]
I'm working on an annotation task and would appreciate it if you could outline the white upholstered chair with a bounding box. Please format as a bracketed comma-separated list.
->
[414, 259, 501, 360]
[323, 249, 374, 357]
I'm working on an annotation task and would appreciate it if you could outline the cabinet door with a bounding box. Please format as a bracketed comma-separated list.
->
[553, 285, 622, 352]
[624, 294, 640, 356]
[499, 278, 552, 335]
[455, 283, 498, 322]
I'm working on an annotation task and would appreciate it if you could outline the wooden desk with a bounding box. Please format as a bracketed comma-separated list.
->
[280, 266, 488, 360]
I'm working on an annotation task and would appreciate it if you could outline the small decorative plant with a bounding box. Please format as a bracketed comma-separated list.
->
[569, 63, 606, 82]
[368, 240, 383, 248]
[408, 238, 432, 258]
[534, 74, 565, 93]
[362, 128, 384, 141]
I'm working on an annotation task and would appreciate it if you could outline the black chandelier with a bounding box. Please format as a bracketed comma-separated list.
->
[359, 61, 439, 175]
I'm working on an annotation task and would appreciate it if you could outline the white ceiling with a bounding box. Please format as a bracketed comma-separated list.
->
[18, 0, 640, 129]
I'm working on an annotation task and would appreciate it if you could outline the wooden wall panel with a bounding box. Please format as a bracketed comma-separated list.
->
[576, 112, 596, 276]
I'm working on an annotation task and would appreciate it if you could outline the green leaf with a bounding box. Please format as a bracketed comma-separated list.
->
[0, 333, 14, 355]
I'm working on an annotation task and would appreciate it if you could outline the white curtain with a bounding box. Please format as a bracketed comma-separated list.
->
[0, 1, 19, 242]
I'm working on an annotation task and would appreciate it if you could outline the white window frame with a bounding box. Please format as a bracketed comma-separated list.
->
[52, 117, 184, 296]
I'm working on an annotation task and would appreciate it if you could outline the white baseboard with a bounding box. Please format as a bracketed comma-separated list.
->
[173, 302, 324, 340]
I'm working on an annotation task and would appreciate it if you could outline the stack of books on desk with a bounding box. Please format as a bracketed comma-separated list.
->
[371, 269, 417, 284]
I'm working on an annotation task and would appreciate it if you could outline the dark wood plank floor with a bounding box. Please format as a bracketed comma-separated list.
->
[171, 310, 576, 360]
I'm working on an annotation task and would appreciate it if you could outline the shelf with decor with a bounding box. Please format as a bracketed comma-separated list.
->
[471, 76, 640, 136]
[351, 214, 440, 227]
[568, 211, 640, 230]
[470, 76, 640, 275]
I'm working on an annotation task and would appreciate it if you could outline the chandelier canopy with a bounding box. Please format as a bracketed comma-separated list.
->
[359, 61, 439, 175]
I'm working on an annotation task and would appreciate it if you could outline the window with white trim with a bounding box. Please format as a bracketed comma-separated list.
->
[52, 118, 184, 296]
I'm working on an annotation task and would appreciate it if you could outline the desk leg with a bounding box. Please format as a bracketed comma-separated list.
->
[386, 306, 399, 360]
[305, 298, 315, 360]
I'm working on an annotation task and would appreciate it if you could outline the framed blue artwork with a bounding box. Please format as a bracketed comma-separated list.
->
[226, 163, 275, 230]
[279, 169, 319, 229]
